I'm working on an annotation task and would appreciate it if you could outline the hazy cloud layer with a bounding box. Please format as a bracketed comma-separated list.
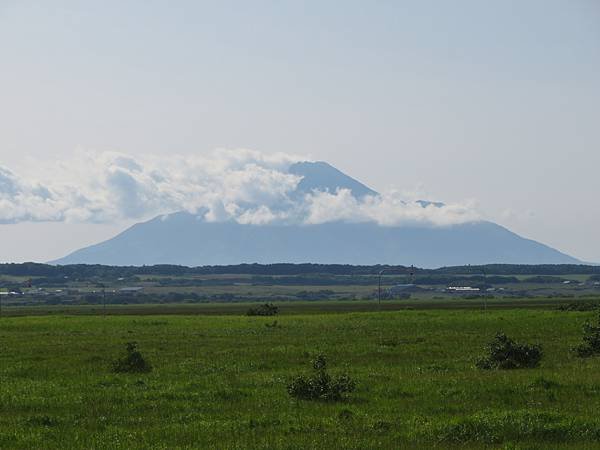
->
[0, 150, 479, 227]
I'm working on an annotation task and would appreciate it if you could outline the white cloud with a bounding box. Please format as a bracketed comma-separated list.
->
[300, 189, 479, 227]
[0, 149, 480, 227]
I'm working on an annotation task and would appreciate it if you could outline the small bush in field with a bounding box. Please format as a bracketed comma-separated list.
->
[113, 342, 152, 373]
[557, 302, 600, 312]
[573, 313, 600, 358]
[476, 333, 542, 370]
[287, 354, 355, 401]
[246, 303, 278, 316]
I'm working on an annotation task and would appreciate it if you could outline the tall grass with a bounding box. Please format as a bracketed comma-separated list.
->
[1, 308, 600, 448]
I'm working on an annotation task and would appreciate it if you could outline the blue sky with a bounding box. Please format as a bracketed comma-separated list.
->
[0, 1, 599, 263]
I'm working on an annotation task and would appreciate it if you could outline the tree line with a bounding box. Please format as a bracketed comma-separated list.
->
[0, 262, 599, 279]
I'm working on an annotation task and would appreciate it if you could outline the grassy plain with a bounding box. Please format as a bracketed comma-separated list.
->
[2, 301, 600, 449]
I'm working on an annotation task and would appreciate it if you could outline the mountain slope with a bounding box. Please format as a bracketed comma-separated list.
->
[289, 161, 378, 197]
[54, 213, 579, 267]
[52, 161, 580, 267]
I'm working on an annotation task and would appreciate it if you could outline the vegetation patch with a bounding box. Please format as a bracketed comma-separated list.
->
[476, 333, 542, 369]
[338, 409, 354, 420]
[558, 302, 600, 311]
[287, 354, 355, 401]
[112, 342, 152, 373]
[573, 313, 600, 357]
[528, 376, 561, 390]
[246, 303, 278, 316]
[264, 320, 280, 328]
[379, 338, 399, 347]
[426, 410, 600, 444]
[213, 388, 248, 402]
[25, 415, 59, 427]
[371, 420, 392, 432]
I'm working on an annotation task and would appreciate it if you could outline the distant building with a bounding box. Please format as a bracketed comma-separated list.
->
[447, 286, 480, 293]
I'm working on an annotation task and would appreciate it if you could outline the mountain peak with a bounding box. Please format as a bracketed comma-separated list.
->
[288, 161, 378, 198]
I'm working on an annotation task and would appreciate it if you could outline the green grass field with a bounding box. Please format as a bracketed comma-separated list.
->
[2, 303, 600, 449]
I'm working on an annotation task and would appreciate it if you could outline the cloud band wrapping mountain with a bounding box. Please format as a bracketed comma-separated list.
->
[39, 151, 580, 267]
[0, 150, 478, 227]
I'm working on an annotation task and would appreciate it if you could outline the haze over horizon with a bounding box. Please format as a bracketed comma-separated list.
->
[1, 1, 599, 264]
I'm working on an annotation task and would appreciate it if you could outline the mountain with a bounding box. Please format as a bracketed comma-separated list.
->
[53, 161, 580, 267]
[289, 161, 378, 197]
[53, 214, 579, 267]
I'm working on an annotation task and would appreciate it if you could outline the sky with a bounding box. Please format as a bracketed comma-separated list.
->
[1, 0, 599, 264]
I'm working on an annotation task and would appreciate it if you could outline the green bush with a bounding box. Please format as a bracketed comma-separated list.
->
[573, 313, 600, 358]
[112, 342, 152, 373]
[287, 354, 355, 401]
[246, 303, 278, 316]
[476, 333, 542, 370]
[557, 302, 600, 312]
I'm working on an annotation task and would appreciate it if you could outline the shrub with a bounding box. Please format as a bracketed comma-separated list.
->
[573, 313, 600, 358]
[287, 354, 355, 401]
[246, 303, 278, 316]
[476, 333, 542, 370]
[557, 302, 599, 312]
[112, 342, 152, 373]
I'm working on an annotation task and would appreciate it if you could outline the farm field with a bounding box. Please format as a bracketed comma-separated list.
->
[2, 301, 600, 449]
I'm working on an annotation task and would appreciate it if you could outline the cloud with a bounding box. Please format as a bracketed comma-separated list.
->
[0, 149, 480, 227]
[300, 189, 479, 227]
[0, 166, 67, 223]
